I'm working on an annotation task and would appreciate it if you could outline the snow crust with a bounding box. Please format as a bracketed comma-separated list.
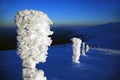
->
[15, 10, 53, 80]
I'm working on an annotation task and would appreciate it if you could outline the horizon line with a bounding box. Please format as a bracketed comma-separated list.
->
[0, 21, 120, 28]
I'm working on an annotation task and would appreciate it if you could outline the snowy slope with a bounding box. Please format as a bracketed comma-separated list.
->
[51, 22, 120, 50]
[0, 44, 120, 80]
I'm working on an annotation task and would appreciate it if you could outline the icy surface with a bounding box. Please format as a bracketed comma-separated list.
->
[15, 10, 53, 80]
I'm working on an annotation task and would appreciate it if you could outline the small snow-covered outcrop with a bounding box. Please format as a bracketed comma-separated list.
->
[72, 37, 82, 63]
[81, 42, 90, 56]
[15, 10, 53, 80]
[85, 45, 89, 53]
[81, 42, 86, 56]
[72, 37, 90, 63]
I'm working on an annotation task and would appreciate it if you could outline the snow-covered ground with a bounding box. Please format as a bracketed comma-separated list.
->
[0, 44, 120, 80]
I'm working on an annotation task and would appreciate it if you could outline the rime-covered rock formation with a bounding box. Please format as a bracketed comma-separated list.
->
[72, 37, 90, 63]
[86, 45, 89, 53]
[72, 37, 82, 63]
[15, 10, 53, 80]
[81, 42, 86, 56]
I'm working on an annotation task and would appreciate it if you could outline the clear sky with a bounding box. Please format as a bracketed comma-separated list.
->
[0, 0, 120, 26]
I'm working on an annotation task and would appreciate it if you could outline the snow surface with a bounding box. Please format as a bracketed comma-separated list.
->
[0, 44, 120, 80]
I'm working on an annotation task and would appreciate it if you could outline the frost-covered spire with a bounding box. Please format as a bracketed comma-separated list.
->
[72, 37, 90, 63]
[85, 45, 89, 53]
[81, 42, 86, 56]
[15, 10, 53, 80]
[72, 37, 82, 63]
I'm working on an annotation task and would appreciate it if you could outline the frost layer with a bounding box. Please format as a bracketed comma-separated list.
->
[15, 10, 53, 80]
[72, 37, 82, 63]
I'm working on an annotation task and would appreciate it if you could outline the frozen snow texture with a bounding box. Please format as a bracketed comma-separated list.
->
[72, 37, 82, 63]
[15, 10, 53, 80]
[81, 42, 86, 56]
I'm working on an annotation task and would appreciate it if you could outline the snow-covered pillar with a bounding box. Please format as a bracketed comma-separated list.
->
[72, 37, 82, 63]
[81, 42, 86, 56]
[15, 10, 53, 80]
[85, 45, 89, 53]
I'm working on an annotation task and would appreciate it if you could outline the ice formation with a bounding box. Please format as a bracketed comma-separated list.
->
[85, 45, 89, 53]
[72, 37, 82, 63]
[72, 37, 90, 63]
[81, 42, 86, 56]
[15, 10, 53, 80]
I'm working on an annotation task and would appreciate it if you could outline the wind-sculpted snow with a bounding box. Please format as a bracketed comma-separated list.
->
[15, 10, 53, 80]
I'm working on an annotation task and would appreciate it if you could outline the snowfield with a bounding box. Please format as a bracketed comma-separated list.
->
[0, 44, 120, 80]
[0, 22, 120, 80]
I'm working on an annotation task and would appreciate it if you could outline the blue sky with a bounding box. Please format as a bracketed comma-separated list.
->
[0, 0, 120, 26]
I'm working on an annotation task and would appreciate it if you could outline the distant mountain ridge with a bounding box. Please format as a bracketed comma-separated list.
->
[0, 22, 120, 50]
[52, 22, 120, 50]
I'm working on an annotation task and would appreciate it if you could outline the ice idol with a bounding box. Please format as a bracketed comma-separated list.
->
[72, 37, 82, 63]
[15, 10, 53, 80]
